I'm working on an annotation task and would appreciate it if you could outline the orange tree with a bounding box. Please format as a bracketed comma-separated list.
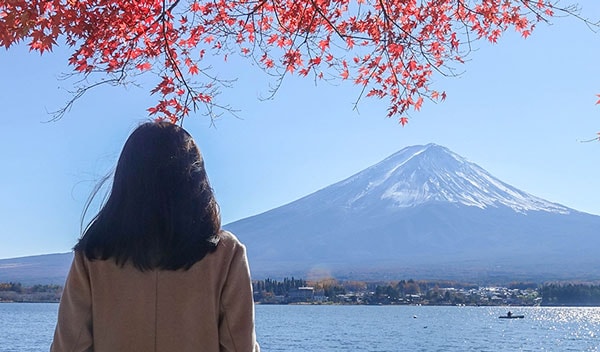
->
[0, 0, 591, 125]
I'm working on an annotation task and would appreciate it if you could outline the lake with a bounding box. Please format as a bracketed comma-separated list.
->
[1, 303, 599, 351]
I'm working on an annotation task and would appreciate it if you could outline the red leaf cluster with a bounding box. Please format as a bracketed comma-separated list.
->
[0, 0, 559, 123]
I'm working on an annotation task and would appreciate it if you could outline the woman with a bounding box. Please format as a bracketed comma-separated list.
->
[51, 122, 260, 352]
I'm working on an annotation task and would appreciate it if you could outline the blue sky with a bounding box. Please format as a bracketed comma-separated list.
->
[1, 5, 599, 259]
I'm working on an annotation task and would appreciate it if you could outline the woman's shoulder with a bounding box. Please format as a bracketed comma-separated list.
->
[205, 231, 249, 266]
[217, 230, 245, 248]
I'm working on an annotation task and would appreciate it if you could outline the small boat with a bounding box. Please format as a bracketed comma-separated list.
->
[499, 314, 524, 319]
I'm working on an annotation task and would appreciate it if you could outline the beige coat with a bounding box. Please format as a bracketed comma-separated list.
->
[51, 231, 260, 352]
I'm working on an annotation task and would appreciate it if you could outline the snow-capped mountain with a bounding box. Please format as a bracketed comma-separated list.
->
[227, 144, 600, 281]
[333, 144, 569, 214]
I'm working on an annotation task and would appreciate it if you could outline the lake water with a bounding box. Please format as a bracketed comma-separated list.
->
[1, 303, 599, 351]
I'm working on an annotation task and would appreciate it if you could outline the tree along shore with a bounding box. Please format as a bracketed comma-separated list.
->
[3, 279, 600, 306]
[0, 282, 62, 303]
[252, 278, 600, 306]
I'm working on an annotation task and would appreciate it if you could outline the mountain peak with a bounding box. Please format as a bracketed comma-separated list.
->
[327, 144, 570, 214]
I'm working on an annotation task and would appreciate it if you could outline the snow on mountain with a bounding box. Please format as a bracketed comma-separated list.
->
[327, 143, 569, 214]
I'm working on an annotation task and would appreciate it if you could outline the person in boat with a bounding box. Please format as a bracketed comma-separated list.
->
[51, 122, 260, 352]
[507, 311, 513, 318]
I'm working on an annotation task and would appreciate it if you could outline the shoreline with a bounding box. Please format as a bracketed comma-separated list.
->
[3, 301, 597, 308]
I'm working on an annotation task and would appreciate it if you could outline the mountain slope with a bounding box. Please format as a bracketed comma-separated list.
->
[226, 144, 600, 280]
[0, 253, 73, 285]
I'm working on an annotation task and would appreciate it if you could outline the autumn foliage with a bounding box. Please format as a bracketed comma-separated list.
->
[0, 0, 569, 124]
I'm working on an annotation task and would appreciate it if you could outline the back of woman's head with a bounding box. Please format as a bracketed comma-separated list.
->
[76, 121, 221, 270]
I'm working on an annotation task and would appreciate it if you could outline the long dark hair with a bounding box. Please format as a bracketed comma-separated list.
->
[75, 121, 221, 270]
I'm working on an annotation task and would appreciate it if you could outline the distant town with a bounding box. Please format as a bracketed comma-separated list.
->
[2, 278, 600, 306]
[252, 278, 600, 306]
